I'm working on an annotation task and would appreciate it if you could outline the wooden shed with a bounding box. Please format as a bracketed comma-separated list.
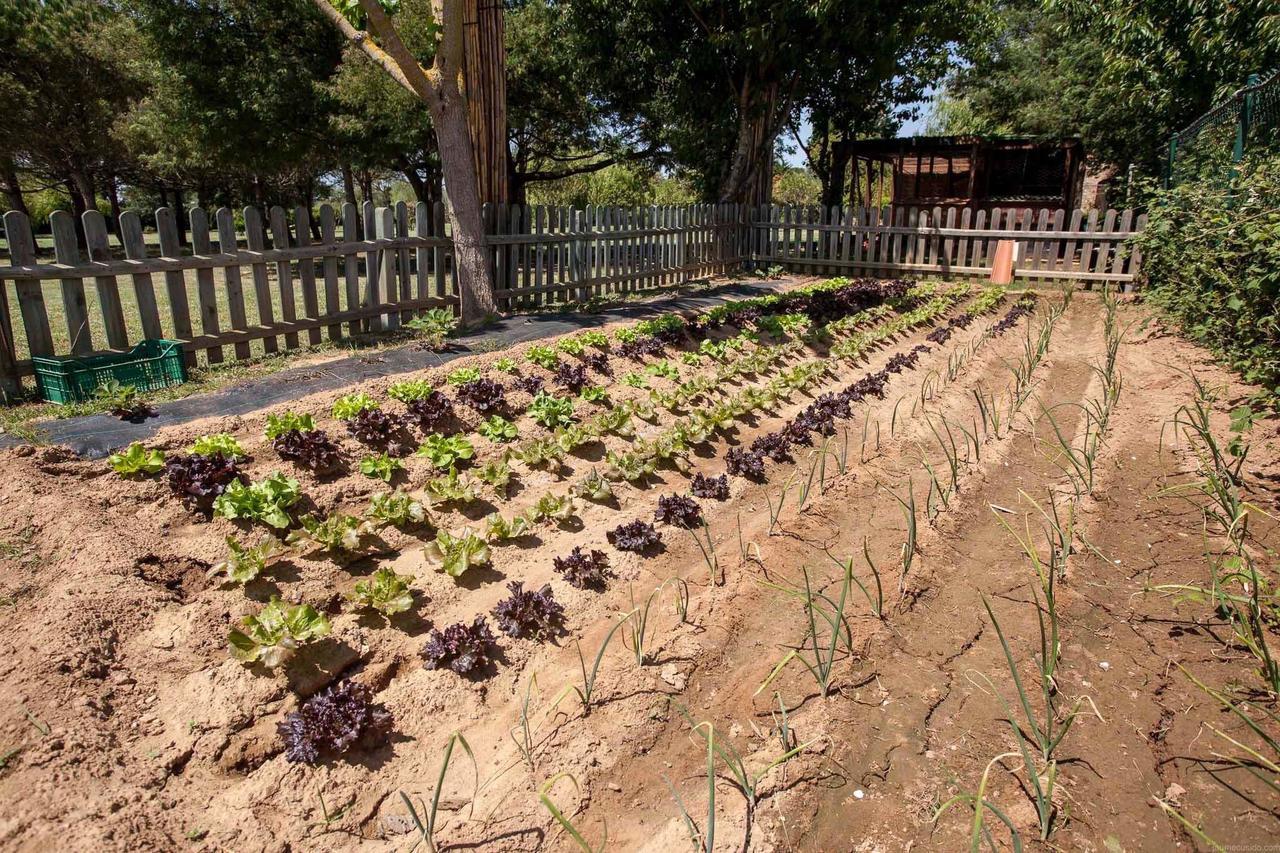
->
[827, 135, 1086, 214]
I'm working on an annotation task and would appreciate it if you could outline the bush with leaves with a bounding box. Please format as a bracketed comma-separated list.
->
[108, 443, 166, 477]
[1136, 157, 1280, 392]
[348, 567, 415, 616]
[421, 616, 496, 675]
[228, 597, 330, 668]
[278, 679, 394, 764]
[213, 473, 301, 528]
[287, 513, 376, 556]
[491, 581, 564, 640]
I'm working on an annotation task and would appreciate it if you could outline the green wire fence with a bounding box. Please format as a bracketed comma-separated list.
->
[1166, 70, 1280, 187]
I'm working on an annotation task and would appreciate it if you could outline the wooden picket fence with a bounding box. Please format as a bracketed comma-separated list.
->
[0, 200, 1141, 396]
[749, 204, 1147, 286]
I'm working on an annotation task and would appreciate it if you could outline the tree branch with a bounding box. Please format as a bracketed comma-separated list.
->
[310, 0, 421, 98]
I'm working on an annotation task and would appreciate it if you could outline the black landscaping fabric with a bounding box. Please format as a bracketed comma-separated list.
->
[17, 281, 785, 458]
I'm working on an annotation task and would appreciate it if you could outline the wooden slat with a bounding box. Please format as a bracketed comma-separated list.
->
[1125, 213, 1149, 290]
[212, 208, 250, 361]
[188, 209, 224, 363]
[341, 202, 362, 335]
[396, 201, 413, 322]
[363, 202, 381, 332]
[242, 206, 279, 354]
[433, 201, 448, 311]
[182, 294, 455, 349]
[2, 213, 53, 361]
[159, 208, 198, 365]
[415, 201, 430, 304]
[375, 206, 399, 330]
[294, 206, 322, 345]
[1110, 209, 1134, 280]
[1063, 209, 1083, 282]
[48, 211, 93, 355]
[319, 204, 342, 342]
[82, 211, 129, 350]
[268, 206, 301, 348]
[118, 212, 164, 343]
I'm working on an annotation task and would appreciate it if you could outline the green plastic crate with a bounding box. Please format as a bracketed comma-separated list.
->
[32, 339, 188, 404]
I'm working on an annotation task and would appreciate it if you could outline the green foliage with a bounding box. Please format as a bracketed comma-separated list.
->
[211, 536, 280, 585]
[348, 567, 415, 616]
[526, 344, 560, 370]
[1136, 156, 1280, 393]
[493, 357, 518, 373]
[405, 308, 459, 349]
[288, 512, 374, 554]
[446, 366, 481, 385]
[228, 597, 331, 669]
[387, 380, 435, 403]
[478, 415, 519, 442]
[475, 459, 513, 494]
[265, 411, 316, 439]
[212, 473, 301, 528]
[416, 433, 475, 469]
[366, 490, 429, 528]
[528, 392, 575, 428]
[424, 528, 490, 578]
[579, 386, 609, 404]
[108, 442, 165, 476]
[359, 452, 404, 482]
[190, 433, 245, 459]
[332, 393, 380, 420]
[425, 468, 480, 505]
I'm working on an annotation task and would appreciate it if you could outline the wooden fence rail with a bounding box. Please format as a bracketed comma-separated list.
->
[0, 201, 1141, 396]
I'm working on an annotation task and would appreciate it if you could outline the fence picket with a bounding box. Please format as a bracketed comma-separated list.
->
[187, 208, 223, 364]
[294, 206, 322, 345]
[213, 208, 250, 361]
[242, 206, 279, 353]
[319, 204, 342, 342]
[49, 211, 93, 355]
[83, 211, 129, 350]
[268, 206, 301, 348]
[342, 202, 362, 335]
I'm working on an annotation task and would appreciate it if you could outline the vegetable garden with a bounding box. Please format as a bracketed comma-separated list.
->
[0, 275, 1277, 851]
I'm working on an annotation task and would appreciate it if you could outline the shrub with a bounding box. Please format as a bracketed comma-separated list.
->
[421, 617, 496, 675]
[456, 377, 507, 414]
[405, 308, 458, 349]
[1136, 157, 1280, 393]
[278, 680, 393, 764]
[416, 433, 475, 469]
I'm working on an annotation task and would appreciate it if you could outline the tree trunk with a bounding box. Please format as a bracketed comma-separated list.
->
[401, 163, 429, 202]
[463, 0, 509, 205]
[173, 188, 189, 246]
[342, 163, 358, 205]
[435, 96, 496, 321]
[358, 170, 374, 206]
[719, 78, 780, 206]
[107, 175, 124, 246]
[1, 156, 29, 217]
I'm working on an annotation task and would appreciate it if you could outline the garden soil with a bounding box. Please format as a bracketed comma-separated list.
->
[0, 288, 1276, 852]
